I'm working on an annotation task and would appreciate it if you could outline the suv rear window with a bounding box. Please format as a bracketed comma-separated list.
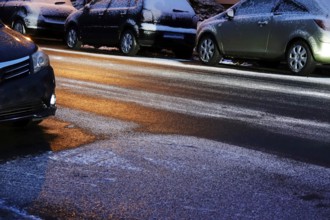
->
[144, 0, 195, 15]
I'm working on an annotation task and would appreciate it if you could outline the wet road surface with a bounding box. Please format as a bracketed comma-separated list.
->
[0, 43, 330, 219]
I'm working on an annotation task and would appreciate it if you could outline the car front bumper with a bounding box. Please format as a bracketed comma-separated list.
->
[0, 66, 56, 123]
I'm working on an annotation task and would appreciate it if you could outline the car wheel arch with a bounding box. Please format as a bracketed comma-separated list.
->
[119, 22, 138, 40]
[12, 18, 27, 35]
[119, 28, 140, 56]
[65, 24, 82, 49]
[197, 32, 223, 66]
[286, 38, 315, 61]
[286, 38, 316, 75]
[16, 7, 27, 18]
[198, 32, 222, 54]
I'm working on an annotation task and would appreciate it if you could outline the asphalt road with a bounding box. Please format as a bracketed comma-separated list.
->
[0, 42, 329, 219]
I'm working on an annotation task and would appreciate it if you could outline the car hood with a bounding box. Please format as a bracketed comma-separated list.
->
[0, 26, 37, 62]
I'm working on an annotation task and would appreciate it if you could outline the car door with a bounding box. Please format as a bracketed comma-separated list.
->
[219, 0, 275, 58]
[79, 0, 111, 44]
[102, 0, 130, 44]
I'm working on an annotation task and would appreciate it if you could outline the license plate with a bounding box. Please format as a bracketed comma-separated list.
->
[163, 33, 184, 40]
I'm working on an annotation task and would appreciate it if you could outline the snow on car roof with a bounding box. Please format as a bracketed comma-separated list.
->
[30, 0, 72, 5]
[296, 0, 330, 15]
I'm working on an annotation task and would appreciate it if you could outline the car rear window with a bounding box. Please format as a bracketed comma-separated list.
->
[295, 0, 330, 15]
[144, 0, 195, 15]
[316, 0, 330, 13]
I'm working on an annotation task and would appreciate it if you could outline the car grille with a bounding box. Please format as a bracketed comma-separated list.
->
[0, 56, 30, 82]
[0, 103, 45, 121]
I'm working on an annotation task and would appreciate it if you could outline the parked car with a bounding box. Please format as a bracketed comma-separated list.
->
[65, 0, 198, 58]
[196, 0, 330, 75]
[0, 20, 56, 126]
[0, 0, 76, 37]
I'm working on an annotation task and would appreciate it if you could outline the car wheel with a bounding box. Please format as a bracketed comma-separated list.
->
[120, 30, 139, 56]
[13, 20, 26, 35]
[286, 41, 316, 75]
[198, 35, 221, 66]
[66, 26, 82, 49]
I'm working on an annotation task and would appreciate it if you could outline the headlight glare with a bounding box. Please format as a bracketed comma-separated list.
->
[32, 50, 49, 73]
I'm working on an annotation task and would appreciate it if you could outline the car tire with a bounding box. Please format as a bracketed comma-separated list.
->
[173, 47, 194, 59]
[286, 41, 316, 75]
[120, 30, 140, 56]
[12, 20, 26, 35]
[66, 26, 82, 49]
[198, 35, 222, 66]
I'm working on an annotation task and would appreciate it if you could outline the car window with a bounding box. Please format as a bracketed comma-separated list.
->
[236, 0, 274, 15]
[274, 0, 308, 13]
[144, 0, 195, 15]
[109, 0, 129, 9]
[90, 0, 109, 9]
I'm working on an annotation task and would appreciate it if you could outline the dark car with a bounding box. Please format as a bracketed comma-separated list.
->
[65, 0, 198, 58]
[197, 0, 330, 75]
[0, 20, 56, 125]
[0, 0, 76, 37]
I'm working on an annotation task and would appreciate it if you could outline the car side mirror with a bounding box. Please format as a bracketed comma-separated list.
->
[226, 9, 235, 20]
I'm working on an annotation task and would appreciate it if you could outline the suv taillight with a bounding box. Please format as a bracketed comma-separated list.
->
[315, 19, 330, 31]
[142, 9, 153, 23]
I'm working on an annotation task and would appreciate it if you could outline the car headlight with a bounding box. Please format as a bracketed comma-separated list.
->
[32, 49, 50, 73]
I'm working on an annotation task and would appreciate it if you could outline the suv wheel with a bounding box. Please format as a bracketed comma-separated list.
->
[66, 26, 82, 49]
[287, 41, 315, 75]
[120, 30, 139, 56]
[13, 20, 26, 35]
[198, 35, 221, 66]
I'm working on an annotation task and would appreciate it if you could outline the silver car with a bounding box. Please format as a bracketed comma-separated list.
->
[196, 0, 330, 75]
[0, 0, 76, 37]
